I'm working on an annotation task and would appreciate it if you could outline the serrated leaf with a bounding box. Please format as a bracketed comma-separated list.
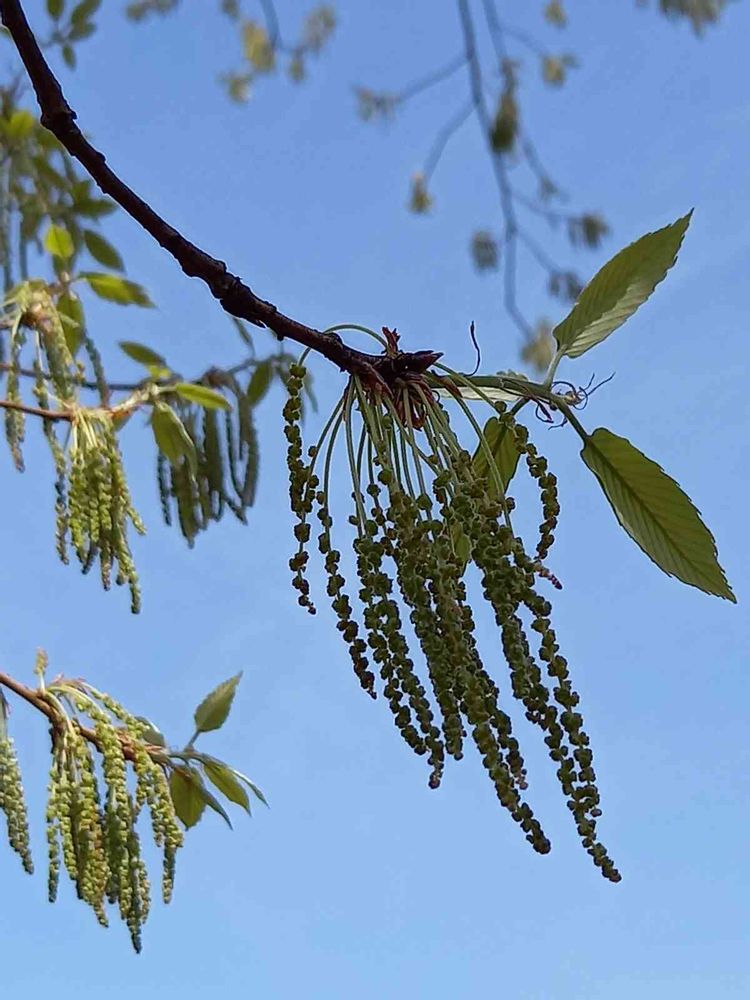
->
[203, 759, 251, 814]
[81, 272, 152, 307]
[193, 673, 242, 735]
[83, 229, 123, 270]
[44, 224, 74, 259]
[169, 767, 206, 829]
[247, 360, 273, 405]
[553, 213, 691, 358]
[151, 403, 197, 473]
[119, 340, 166, 367]
[581, 427, 735, 601]
[471, 416, 521, 497]
[173, 382, 231, 411]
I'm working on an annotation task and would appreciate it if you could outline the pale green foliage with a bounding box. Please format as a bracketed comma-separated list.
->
[0, 657, 260, 952]
[553, 213, 692, 359]
[581, 429, 735, 601]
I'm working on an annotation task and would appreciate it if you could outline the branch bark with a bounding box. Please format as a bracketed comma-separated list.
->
[0, 0, 436, 385]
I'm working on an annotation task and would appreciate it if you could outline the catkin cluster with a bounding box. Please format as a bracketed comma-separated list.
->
[0, 734, 34, 874]
[60, 410, 145, 612]
[42, 681, 184, 952]
[157, 392, 258, 546]
[284, 360, 620, 882]
[2, 284, 146, 610]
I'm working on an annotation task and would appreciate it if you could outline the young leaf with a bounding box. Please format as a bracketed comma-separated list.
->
[83, 229, 124, 270]
[4, 109, 35, 141]
[172, 383, 231, 411]
[203, 759, 251, 814]
[193, 673, 242, 735]
[581, 427, 735, 601]
[119, 340, 166, 367]
[81, 272, 153, 307]
[169, 767, 207, 829]
[57, 291, 85, 354]
[232, 769, 268, 806]
[135, 716, 167, 748]
[553, 213, 691, 359]
[471, 416, 521, 497]
[151, 403, 197, 473]
[44, 224, 74, 260]
[247, 360, 273, 405]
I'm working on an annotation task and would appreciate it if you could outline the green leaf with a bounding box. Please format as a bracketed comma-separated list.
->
[203, 759, 251, 814]
[232, 769, 268, 806]
[44, 224, 74, 260]
[82, 229, 124, 270]
[247, 360, 273, 405]
[553, 213, 691, 358]
[193, 673, 242, 736]
[61, 44, 76, 69]
[151, 403, 197, 473]
[119, 340, 166, 367]
[81, 272, 152, 307]
[169, 767, 206, 829]
[581, 427, 735, 601]
[135, 716, 167, 747]
[172, 382, 231, 411]
[57, 291, 85, 354]
[4, 109, 35, 141]
[471, 417, 521, 497]
[70, 0, 101, 25]
[47, 0, 65, 18]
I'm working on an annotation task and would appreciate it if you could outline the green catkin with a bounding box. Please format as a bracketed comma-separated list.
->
[285, 363, 617, 880]
[0, 736, 34, 873]
[61, 412, 144, 611]
[4, 319, 26, 471]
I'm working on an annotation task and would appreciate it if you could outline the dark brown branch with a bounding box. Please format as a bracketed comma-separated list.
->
[0, 0, 436, 386]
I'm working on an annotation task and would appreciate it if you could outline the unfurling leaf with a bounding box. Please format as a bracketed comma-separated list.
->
[193, 673, 243, 735]
[172, 383, 231, 411]
[44, 224, 74, 260]
[554, 213, 691, 358]
[581, 427, 735, 601]
[203, 759, 251, 814]
[119, 340, 166, 367]
[242, 20, 275, 72]
[81, 272, 153, 307]
[544, 1, 567, 26]
[408, 173, 433, 214]
[151, 403, 197, 473]
[490, 88, 519, 153]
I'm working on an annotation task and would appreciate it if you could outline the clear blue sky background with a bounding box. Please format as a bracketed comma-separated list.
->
[2, 2, 749, 997]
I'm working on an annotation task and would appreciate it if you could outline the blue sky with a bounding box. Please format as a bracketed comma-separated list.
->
[2, 2, 749, 997]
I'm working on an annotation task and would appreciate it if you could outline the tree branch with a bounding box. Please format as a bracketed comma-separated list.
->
[0, 396, 71, 421]
[0, 0, 436, 386]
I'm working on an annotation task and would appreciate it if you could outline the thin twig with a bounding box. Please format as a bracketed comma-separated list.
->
[0, 396, 71, 420]
[0, 0, 426, 388]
